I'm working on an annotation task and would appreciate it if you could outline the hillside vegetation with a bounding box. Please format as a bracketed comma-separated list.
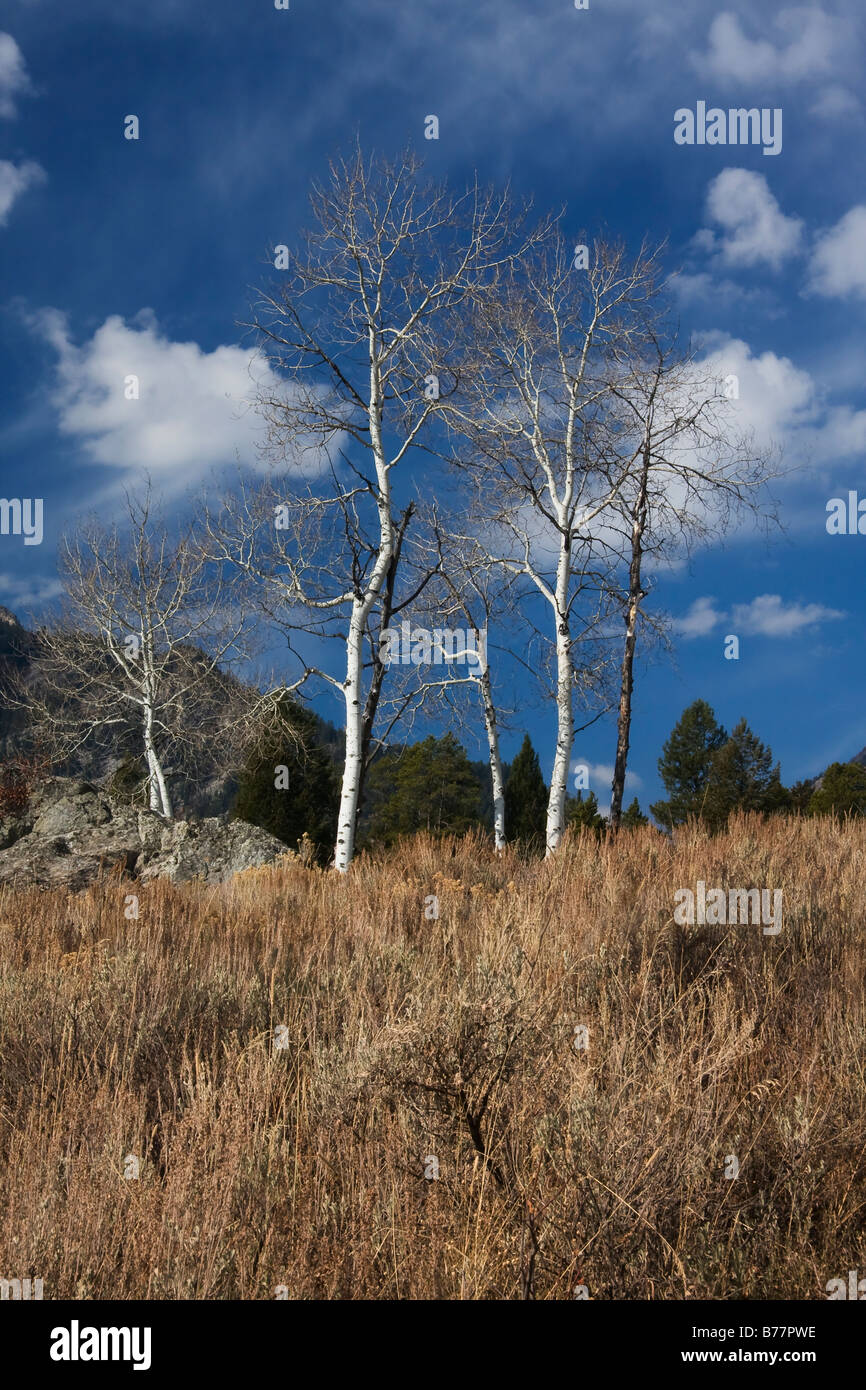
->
[1, 814, 863, 1299]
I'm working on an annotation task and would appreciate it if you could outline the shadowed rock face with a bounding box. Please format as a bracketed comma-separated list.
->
[0, 778, 293, 890]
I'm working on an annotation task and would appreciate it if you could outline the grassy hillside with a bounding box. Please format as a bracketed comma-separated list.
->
[1, 814, 863, 1299]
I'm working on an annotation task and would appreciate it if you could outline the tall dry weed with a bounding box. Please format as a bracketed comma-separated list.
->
[0, 814, 863, 1298]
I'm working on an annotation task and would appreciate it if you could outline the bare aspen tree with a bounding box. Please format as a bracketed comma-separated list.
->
[415, 518, 530, 851]
[23, 484, 242, 817]
[354, 498, 438, 839]
[448, 230, 663, 853]
[604, 329, 779, 830]
[241, 147, 522, 871]
[205, 477, 445, 849]
[373, 523, 511, 850]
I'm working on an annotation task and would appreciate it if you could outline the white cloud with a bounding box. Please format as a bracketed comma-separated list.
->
[675, 593, 844, 640]
[815, 404, 866, 456]
[694, 9, 846, 85]
[731, 594, 845, 636]
[0, 33, 32, 118]
[0, 40, 43, 226]
[30, 308, 326, 492]
[670, 270, 756, 308]
[809, 84, 861, 120]
[674, 596, 725, 638]
[0, 572, 63, 610]
[570, 758, 641, 818]
[485, 327, 858, 563]
[695, 332, 816, 446]
[495, 328, 833, 572]
[697, 169, 803, 270]
[0, 158, 45, 225]
[695, 332, 866, 473]
[574, 760, 642, 790]
[808, 206, 866, 298]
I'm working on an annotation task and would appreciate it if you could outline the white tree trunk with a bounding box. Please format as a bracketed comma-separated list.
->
[477, 653, 506, 852]
[146, 755, 161, 813]
[333, 342, 393, 873]
[545, 548, 573, 856]
[334, 601, 367, 872]
[143, 702, 172, 818]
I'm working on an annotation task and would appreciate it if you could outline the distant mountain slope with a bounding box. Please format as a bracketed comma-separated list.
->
[0, 607, 37, 755]
[0, 609, 325, 817]
[0, 611, 636, 832]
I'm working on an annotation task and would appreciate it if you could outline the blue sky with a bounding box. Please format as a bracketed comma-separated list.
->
[1, 0, 865, 811]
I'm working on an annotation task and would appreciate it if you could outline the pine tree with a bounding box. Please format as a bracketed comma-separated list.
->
[808, 762, 866, 816]
[621, 797, 648, 828]
[365, 733, 482, 845]
[702, 717, 787, 830]
[566, 789, 606, 835]
[788, 779, 816, 813]
[233, 697, 340, 861]
[504, 735, 548, 849]
[650, 700, 727, 829]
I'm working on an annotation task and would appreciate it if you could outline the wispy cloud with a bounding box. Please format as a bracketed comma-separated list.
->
[732, 593, 846, 636]
[675, 593, 845, 638]
[0, 159, 45, 226]
[692, 9, 850, 86]
[0, 571, 63, 611]
[0, 32, 32, 119]
[807, 205, 866, 298]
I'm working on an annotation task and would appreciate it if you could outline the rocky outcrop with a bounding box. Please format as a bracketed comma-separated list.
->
[0, 779, 292, 890]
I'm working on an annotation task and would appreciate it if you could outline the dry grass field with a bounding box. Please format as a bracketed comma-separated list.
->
[1, 814, 864, 1300]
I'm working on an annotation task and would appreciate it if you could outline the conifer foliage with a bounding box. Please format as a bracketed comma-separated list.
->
[233, 697, 340, 861]
[504, 735, 548, 850]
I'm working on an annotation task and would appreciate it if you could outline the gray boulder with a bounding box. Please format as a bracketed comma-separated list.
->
[0, 778, 292, 890]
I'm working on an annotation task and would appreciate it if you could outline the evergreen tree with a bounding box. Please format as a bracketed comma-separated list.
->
[566, 789, 606, 835]
[808, 761, 866, 816]
[620, 797, 648, 828]
[702, 717, 786, 829]
[788, 779, 817, 813]
[504, 734, 548, 848]
[365, 733, 482, 845]
[233, 697, 340, 861]
[650, 700, 727, 829]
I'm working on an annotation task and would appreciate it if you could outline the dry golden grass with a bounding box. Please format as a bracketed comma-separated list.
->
[1, 813, 864, 1299]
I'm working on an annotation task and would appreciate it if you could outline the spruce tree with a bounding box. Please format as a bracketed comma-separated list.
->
[650, 700, 727, 829]
[233, 697, 340, 860]
[504, 734, 548, 848]
[788, 779, 816, 813]
[621, 797, 648, 828]
[808, 761, 866, 816]
[702, 717, 786, 829]
[365, 733, 482, 845]
[566, 788, 606, 835]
